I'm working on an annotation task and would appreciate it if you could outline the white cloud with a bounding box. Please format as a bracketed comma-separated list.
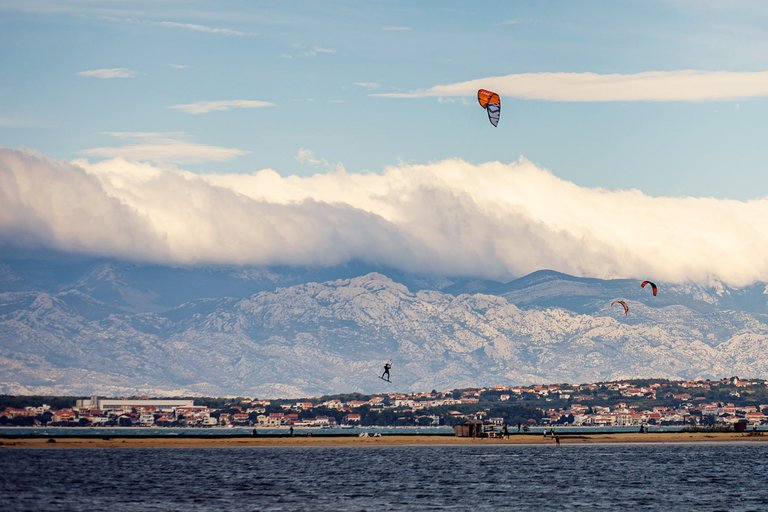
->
[81, 133, 247, 164]
[377, 70, 768, 101]
[354, 82, 380, 89]
[77, 68, 136, 79]
[169, 99, 275, 114]
[295, 148, 344, 172]
[295, 147, 319, 165]
[308, 46, 336, 55]
[169, 63, 190, 70]
[281, 44, 337, 59]
[2, 147, 768, 286]
[157, 21, 244, 36]
[381, 26, 412, 32]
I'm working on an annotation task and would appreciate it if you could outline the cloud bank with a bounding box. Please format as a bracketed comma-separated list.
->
[1, 147, 767, 286]
[377, 70, 768, 101]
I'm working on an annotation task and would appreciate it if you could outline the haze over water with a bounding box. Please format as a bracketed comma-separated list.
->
[3, 444, 768, 511]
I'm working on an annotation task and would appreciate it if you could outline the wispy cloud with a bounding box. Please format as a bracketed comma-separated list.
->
[381, 26, 412, 32]
[281, 44, 337, 59]
[102, 131, 187, 140]
[81, 133, 247, 164]
[169, 99, 275, 115]
[354, 82, 380, 90]
[296, 148, 345, 172]
[157, 21, 244, 36]
[3, 147, 768, 286]
[77, 67, 136, 79]
[169, 63, 190, 70]
[67, 14, 249, 37]
[308, 46, 335, 56]
[377, 70, 768, 101]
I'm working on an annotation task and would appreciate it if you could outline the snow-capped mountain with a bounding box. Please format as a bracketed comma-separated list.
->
[1, 256, 767, 397]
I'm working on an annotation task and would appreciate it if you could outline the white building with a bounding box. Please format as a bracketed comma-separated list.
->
[76, 397, 194, 412]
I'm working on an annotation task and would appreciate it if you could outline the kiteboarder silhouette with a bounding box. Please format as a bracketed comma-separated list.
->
[379, 360, 392, 382]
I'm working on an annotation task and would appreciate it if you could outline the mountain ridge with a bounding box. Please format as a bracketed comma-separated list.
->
[1, 257, 767, 397]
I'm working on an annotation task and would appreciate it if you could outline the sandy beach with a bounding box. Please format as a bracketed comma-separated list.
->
[2, 431, 766, 449]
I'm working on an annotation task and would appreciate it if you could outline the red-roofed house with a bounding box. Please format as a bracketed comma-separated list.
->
[344, 413, 361, 424]
[1, 407, 36, 419]
[52, 409, 77, 423]
[232, 413, 250, 425]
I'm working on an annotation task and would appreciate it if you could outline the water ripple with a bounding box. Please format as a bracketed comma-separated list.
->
[2, 444, 768, 511]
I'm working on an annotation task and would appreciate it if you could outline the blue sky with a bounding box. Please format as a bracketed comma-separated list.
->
[2, 0, 768, 199]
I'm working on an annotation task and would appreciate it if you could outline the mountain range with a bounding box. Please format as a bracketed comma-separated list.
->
[1, 253, 767, 398]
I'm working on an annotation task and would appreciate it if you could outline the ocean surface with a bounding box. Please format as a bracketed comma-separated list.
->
[2, 443, 768, 511]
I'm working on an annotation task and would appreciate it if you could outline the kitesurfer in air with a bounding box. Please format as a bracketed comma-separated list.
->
[381, 361, 392, 382]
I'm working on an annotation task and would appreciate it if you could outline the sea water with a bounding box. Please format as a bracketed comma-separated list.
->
[2, 443, 767, 511]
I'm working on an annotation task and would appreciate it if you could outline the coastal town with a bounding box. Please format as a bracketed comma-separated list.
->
[2, 377, 767, 431]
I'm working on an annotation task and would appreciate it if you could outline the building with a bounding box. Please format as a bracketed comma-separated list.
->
[75, 397, 194, 411]
[344, 413, 362, 424]
[454, 420, 486, 437]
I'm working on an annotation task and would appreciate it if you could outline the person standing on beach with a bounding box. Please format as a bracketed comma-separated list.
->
[290, 426, 294, 436]
[555, 435, 561, 447]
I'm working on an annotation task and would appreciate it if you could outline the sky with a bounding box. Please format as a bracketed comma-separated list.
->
[2, 1, 768, 284]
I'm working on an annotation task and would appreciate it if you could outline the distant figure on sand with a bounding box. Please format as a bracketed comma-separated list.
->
[555, 435, 561, 447]
[381, 361, 392, 381]
[290, 426, 294, 436]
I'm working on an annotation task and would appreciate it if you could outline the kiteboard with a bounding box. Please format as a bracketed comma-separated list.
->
[378, 375, 391, 383]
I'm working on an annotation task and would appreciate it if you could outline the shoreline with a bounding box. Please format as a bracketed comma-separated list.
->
[2, 431, 766, 449]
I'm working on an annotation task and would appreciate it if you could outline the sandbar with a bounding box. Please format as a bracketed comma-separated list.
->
[2, 432, 767, 449]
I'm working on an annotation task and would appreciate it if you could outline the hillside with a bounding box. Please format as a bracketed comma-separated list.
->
[1, 257, 767, 397]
